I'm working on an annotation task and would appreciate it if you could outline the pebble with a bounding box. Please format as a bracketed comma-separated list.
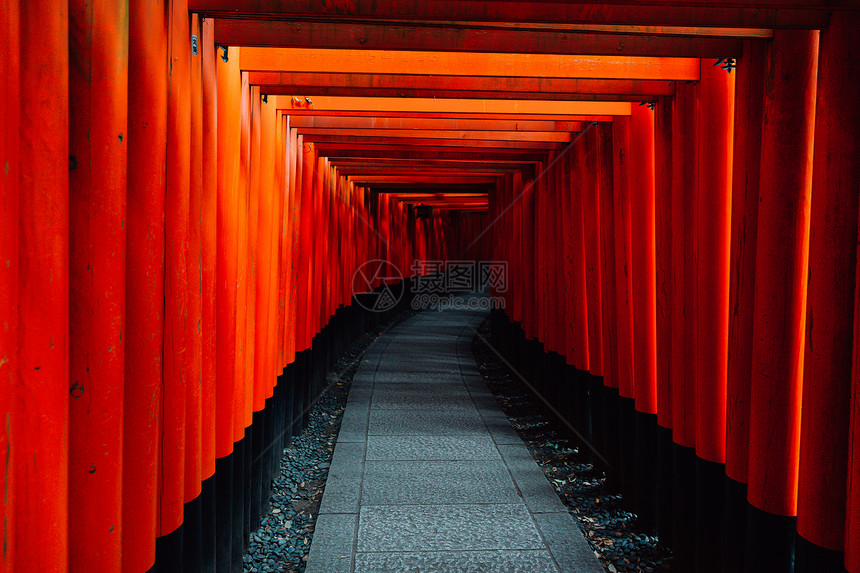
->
[243, 310, 417, 572]
[473, 318, 673, 573]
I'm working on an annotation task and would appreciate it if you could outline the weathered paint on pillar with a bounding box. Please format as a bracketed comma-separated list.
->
[68, 0, 129, 566]
[17, 0, 70, 570]
[798, 11, 860, 554]
[695, 59, 734, 464]
[748, 29, 819, 517]
[629, 104, 657, 415]
[160, 0, 191, 535]
[670, 81, 698, 449]
[612, 117, 635, 399]
[726, 39, 766, 486]
[123, 0, 166, 568]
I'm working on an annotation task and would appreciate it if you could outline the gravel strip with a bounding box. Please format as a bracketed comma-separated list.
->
[471, 318, 673, 573]
[245, 309, 418, 573]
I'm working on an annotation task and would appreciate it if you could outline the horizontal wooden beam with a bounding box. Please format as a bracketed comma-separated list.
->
[215, 19, 744, 57]
[351, 175, 499, 184]
[253, 73, 674, 96]
[281, 110, 615, 122]
[289, 116, 583, 132]
[263, 85, 654, 101]
[322, 150, 547, 162]
[385, 192, 489, 199]
[276, 95, 631, 116]
[338, 168, 517, 176]
[303, 135, 565, 150]
[190, 0, 830, 30]
[370, 183, 495, 192]
[241, 49, 699, 82]
[329, 159, 535, 169]
[297, 128, 572, 142]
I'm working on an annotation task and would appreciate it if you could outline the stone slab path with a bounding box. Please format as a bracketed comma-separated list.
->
[305, 296, 603, 573]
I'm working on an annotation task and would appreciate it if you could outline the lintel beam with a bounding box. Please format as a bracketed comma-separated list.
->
[190, 0, 829, 30]
[304, 135, 565, 150]
[288, 116, 583, 132]
[296, 128, 572, 142]
[215, 19, 744, 57]
[276, 95, 631, 116]
[241, 49, 699, 82]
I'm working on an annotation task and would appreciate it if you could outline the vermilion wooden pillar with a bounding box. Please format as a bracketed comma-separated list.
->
[234, 72, 251, 441]
[560, 151, 573, 366]
[582, 127, 604, 378]
[670, 79, 699, 572]
[521, 174, 536, 342]
[296, 138, 315, 352]
[159, 0, 191, 543]
[284, 122, 297, 367]
[16, 1, 69, 571]
[724, 38, 765, 573]
[629, 104, 657, 416]
[68, 0, 128, 568]
[611, 117, 635, 401]
[654, 95, 674, 544]
[850, 205, 860, 573]
[200, 16, 218, 484]
[747, 29, 819, 573]
[184, 13, 208, 572]
[596, 122, 620, 485]
[0, 2, 18, 569]
[187, 11, 204, 507]
[629, 103, 659, 533]
[512, 172, 524, 324]
[695, 60, 734, 466]
[694, 57, 735, 573]
[653, 96, 673, 428]
[670, 79, 699, 457]
[256, 96, 276, 410]
[124, 0, 166, 569]
[597, 123, 618, 394]
[571, 142, 591, 371]
[612, 116, 637, 507]
[797, 12, 860, 572]
[215, 44, 241, 461]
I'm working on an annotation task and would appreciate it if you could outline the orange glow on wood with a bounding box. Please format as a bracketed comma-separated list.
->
[277, 95, 631, 116]
[241, 48, 699, 82]
[296, 128, 572, 142]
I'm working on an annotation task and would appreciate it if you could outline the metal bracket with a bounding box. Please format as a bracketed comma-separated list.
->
[217, 44, 228, 63]
[639, 101, 657, 110]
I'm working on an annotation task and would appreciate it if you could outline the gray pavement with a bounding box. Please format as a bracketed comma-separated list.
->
[306, 295, 603, 573]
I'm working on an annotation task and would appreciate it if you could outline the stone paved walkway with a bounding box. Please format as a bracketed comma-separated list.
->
[305, 295, 603, 573]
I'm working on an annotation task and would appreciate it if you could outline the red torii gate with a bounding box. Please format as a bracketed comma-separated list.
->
[2, 2, 860, 573]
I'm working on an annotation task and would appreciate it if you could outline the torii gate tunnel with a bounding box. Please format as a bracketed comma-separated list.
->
[2, 1, 860, 572]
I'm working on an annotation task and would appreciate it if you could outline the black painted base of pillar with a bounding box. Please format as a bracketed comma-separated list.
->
[656, 425, 674, 546]
[672, 442, 697, 572]
[618, 396, 637, 507]
[694, 457, 725, 573]
[153, 520, 183, 573]
[744, 503, 796, 573]
[634, 410, 659, 534]
[146, 285, 411, 573]
[721, 476, 747, 573]
[795, 534, 847, 573]
[601, 386, 621, 491]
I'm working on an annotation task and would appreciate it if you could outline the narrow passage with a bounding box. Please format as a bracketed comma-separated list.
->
[306, 294, 602, 573]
